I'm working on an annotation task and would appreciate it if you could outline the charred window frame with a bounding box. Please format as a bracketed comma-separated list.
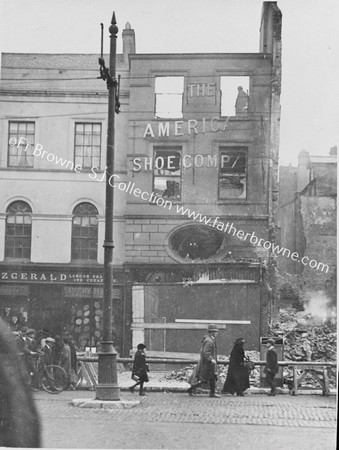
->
[153, 146, 182, 201]
[155, 76, 184, 119]
[218, 146, 247, 200]
[8, 121, 35, 167]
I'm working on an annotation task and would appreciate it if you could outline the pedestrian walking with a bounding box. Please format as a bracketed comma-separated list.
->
[221, 337, 250, 396]
[129, 343, 149, 396]
[60, 336, 78, 390]
[264, 338, 279, 396]
[187, 324, 220, 398]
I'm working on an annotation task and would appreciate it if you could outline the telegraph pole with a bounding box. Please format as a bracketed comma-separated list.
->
[96, 12, 120, 401]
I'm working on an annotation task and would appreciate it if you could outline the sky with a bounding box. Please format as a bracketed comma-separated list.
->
[0, 0, 338, 166]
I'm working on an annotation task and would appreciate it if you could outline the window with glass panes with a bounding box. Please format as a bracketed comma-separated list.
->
[74, 123, 101, 169]
[8, 121, 35, 167]
[5, 201, 32, 259]
[153, 146, 181, 201]
[72, 203, 98, 261]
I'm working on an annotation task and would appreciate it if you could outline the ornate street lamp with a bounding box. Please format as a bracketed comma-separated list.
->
[95, 12, 120, 401]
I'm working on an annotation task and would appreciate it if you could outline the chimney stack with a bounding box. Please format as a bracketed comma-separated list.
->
[122, 22, 135, 62]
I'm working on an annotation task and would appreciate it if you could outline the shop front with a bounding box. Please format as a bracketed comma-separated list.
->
[0, 265, 127, 354]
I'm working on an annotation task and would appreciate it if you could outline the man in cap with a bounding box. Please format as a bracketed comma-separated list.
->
[189, 324, 220, 397]
[264, 338, 279, 396]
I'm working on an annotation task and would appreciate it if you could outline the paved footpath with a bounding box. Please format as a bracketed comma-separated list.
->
[34, 389, 337, 449]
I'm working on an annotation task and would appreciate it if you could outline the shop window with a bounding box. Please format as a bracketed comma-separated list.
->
[219, 147, 247, 199]
[155, 76, 184, 118]
[8, 121, 35, 167]
[71, 203, 98, 261]
[220, 77, 249, 117]
[74, 123, 102, 169]
[5, 201, 32, 259]
[169, 225, 225, 261]
[153, 146, 181, 201]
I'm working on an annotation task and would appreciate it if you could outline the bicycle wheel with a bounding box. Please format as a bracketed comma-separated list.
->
[42, 365, 68, 394]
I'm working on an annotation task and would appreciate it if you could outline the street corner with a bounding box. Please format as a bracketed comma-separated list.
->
[71, 397, 140, 409]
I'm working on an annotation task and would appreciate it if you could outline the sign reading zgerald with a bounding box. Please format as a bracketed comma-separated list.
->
[1, 270, 103, 284]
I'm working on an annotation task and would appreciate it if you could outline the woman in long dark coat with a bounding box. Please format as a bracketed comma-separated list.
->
[221, 337, 249, 396]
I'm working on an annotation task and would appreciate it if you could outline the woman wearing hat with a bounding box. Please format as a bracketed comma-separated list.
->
[129, 343, 149, 396]
[221, 337, 249, 396]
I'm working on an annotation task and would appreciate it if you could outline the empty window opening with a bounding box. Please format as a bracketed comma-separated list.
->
[155, 76, 184, 119]
[220, 77, 249, 117]
[153, 147, 181, 201]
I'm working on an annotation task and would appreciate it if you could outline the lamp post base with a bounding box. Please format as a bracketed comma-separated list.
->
[96, 384, 120, 401]
[95, 348, 120, 401]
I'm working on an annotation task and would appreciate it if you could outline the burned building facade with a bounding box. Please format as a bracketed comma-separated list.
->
[0, 2, 282, 356]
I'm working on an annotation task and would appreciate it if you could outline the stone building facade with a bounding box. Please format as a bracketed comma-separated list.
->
[0, 2, 282, 356]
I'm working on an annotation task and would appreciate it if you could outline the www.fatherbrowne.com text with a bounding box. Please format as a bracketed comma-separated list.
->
[90, 173, 329, 274]
[9, 137, 329, 274]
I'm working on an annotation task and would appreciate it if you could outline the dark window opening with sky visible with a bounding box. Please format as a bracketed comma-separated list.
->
[220, 77, 249, 117]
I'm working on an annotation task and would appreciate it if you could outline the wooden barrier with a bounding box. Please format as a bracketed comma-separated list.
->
[76, 356, 336, 395]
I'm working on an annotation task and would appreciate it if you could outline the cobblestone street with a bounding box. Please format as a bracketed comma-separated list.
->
[34, 390, 337, 449]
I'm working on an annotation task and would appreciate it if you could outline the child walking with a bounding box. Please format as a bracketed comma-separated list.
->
[129, 343, 149, 396]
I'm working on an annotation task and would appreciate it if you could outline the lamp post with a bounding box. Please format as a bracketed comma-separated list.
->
[95, 12, 120, 401]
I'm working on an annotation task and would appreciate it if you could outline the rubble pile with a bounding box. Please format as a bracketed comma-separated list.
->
[162, 350, 262, 387]
[273, 309, 337, 388]
[273, 309, 337, 362]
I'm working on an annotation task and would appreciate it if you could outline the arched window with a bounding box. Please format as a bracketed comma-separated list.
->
[5, 201, 32, 259]
[72, 203, 98, 261]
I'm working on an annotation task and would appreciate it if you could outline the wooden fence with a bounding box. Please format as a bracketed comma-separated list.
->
[77, 355, 336, 396]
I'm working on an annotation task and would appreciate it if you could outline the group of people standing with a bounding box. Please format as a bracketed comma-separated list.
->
[187, 324, 279, 397]
[13, 327, 78, 390]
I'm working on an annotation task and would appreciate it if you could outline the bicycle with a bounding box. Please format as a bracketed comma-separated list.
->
[29, 351, 68, 394]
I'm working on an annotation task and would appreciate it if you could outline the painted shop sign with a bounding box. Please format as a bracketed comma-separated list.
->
[0, 285, 29, 296]
[0, 270, 103, 284]
[187, 83, 216, 97]
[143, 116, 230, 138]
[62, 286, 121, 298]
